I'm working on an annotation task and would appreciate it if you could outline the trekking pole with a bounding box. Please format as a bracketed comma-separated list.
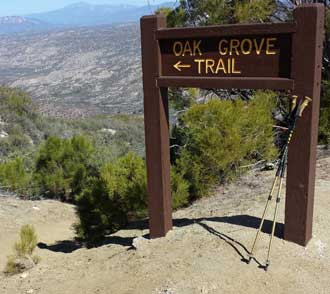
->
[264, 96, 312, 271]
[248, 95, 297, 264]
[248, 95, 312, 270]
[247, 162, 281, 263]
[264, 147, 287, 270]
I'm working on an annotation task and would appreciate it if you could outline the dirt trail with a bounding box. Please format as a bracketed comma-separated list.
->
[1, 153, 330, 294]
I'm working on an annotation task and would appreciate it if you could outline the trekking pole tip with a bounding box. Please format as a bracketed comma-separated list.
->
[264, 260, 270, 272]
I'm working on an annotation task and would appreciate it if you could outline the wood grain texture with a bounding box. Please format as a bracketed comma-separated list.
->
[141, 15, 172, 238]
[285, 4, 324, 246]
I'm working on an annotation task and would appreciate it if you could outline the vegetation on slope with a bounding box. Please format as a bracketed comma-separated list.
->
[0, 87, 277, 246]
[0, 86, 145, 196]
[171, 91, 277, 199]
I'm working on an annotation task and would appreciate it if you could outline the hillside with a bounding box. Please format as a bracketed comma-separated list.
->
[0, 86, 145, 162]
[0, 24, 142, 117]
[1, 149, 330, 293]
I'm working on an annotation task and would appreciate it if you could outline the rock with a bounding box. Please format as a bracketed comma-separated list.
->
[156, 287, 174, 294]
[132, 236, 149, 250]
[264, 162, 275, 170]
[100, 128, 116, 135]
[0, 130, 8, 138]
[20, 272, 29, 279]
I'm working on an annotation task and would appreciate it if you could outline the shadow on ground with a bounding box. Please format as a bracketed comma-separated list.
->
[38, 214, 283, 260]
[126, 214, 284, 239]
[38, 235, 135, 253]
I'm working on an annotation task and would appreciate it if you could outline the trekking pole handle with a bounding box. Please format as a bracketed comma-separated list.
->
[291, 95, 298, 112]
[298, 96, 312, 117]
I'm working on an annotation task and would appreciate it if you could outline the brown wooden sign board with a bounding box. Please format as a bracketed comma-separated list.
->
[159, 34, 292, 78]
[140, 4, 324, 246]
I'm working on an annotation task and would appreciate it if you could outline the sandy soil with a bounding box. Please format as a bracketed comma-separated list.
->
[1, 153, 330, 294]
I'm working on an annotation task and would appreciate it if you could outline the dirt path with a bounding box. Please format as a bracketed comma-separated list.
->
[1, 155, 330, 294]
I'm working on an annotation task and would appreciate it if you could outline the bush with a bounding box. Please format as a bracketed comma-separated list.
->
[171, 167, 190, 210]
[14, 225, 38, 257]
[319, 80, 330, 146]
[74, 176, 124, 247]
[319, 108, 330, 147]
[75, 151, 194, 246]
[33, 135, 94, 200]
[169, 88, 199, 110]
[172, 91, 277, 198]
[234, 0, 276, 23]
[0, 157, 31, 194]
[75, 152, 147, 247]
[0, 86, 43, 155]
[4, 225, 40, 276]
[0, 86, 35, 118]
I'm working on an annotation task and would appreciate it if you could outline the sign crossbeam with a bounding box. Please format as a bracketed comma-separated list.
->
[156, 22, 297, 39]
[157, 76, 294, 90]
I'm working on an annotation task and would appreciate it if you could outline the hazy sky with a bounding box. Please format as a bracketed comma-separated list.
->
[0, 0, 167, 16]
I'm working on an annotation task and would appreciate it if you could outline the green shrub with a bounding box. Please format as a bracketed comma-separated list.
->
[75, 152, 147, 247]
[14, 225, 38, 257]
[0, 86, 35, 117]
[171, 167, 190, 210]
[105, 152, 147, 215]
[319, 80, 330, 146]
[162, 0, 275, 28]
[4, 225, 40, 276]
[33, 135, 94, 200]
[319, 109, 330, 147]
[169, 88, 198, 110]
[234, 0, 276, 23]
[74, 176, 123, 247]
[172, 91, 277, 198]
[0, 157, 31, 193]
[0, 87, 43, 157]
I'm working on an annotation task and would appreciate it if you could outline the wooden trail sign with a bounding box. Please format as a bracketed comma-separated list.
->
[140, 4, 324, 246]
[160, 33, 292, 78]
[156, 23, 297, 90]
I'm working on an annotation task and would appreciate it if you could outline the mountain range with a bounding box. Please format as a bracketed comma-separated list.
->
[0, 1, 174, 34]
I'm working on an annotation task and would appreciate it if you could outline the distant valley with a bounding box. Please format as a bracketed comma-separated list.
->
[0, 23, 143, 117]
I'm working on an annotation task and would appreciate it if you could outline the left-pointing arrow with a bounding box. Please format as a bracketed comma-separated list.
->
[173, 61, 191, 72]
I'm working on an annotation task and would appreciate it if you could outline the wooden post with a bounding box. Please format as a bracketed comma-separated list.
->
[140, 15, 172, 238]
[285, 4, 324, 246]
